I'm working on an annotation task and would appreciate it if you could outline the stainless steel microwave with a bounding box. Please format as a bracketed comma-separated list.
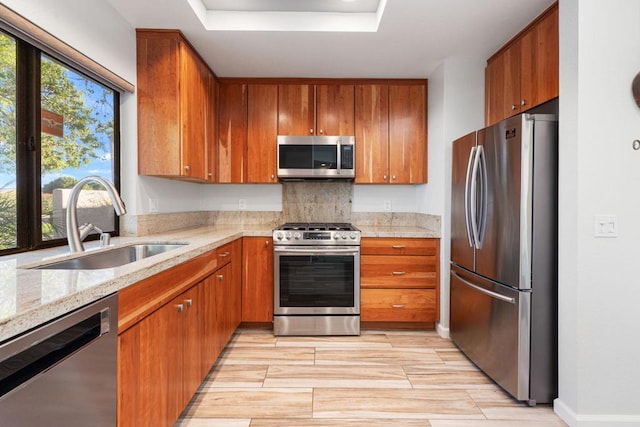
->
[276, 135, 355, 180]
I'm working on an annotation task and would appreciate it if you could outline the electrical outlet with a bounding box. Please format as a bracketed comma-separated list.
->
[149, 198, 159, 213]
[383, 200, 392, 211]
[594, 214, 618, 237]
[238, 199, 247, 211]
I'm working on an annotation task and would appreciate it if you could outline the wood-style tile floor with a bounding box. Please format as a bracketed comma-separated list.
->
[177, 329, 567, 427]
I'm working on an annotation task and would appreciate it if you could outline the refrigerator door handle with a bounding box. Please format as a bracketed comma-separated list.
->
[464, 146, 477, 247]
[476, 145, 488, 247]
[469, 146, 482, 249]
[451, 271, 516, 304]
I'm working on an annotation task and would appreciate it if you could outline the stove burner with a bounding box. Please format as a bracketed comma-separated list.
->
[280, 223, 308, 231]
[278, 222, 357, 232]
[274, 222, 361, 246]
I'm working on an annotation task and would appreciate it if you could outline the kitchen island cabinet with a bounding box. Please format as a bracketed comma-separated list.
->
[360, 237, 439, 327]
[136, 30, 213, 182]
[117, 239, 242, 427]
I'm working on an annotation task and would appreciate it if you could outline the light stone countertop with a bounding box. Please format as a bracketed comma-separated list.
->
[0, 223, 438, 343]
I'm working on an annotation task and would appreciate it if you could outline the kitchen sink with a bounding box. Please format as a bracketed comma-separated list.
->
[30, 243, 188, 270]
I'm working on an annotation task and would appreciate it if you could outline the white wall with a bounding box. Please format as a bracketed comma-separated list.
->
[555, 1, 640, 425]
[422, 58, 485, 334]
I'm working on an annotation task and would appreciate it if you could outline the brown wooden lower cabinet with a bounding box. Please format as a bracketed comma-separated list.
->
[360, 237, 440, 327]
[241, 237, 274, 323]
[117, 240, 242, 427]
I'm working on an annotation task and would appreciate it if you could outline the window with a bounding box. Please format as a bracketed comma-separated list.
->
[0, 30, 120, 254]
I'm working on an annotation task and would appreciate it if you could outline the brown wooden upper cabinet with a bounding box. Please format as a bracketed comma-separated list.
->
[355, 83, 427, 184]
[485, 3, 558, 126]
[217, 83, 247, 183]
[278, 84, 355, 136]
[137, 30, 213, 182]
[247, 84, 278, 183]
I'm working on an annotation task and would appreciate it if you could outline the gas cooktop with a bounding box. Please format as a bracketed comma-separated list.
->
[273, 222, 361, 245]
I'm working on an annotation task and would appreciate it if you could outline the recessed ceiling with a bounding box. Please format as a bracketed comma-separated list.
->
[106, 0, 555, 79]
[202, 0, 380, 13]
[189, 0, 386, 32]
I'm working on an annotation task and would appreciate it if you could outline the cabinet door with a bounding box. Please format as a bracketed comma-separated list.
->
[485, 55, 506, 126]
[118, 298, 183, 427]
[355, 84, 389, 183]
[179, 42, 207, 180]
[218, 83, 247, 183]
[206, 74, 217, 182]
[316, 84, 355, 135]
[247, 84, 278, 183]
[520, 5, 558, 109]
[278, 84, 315, 135]
[241, 237, 274, 322]
[181, 284, 204, 406]
[230, 238, 243, 329]
[137, 32, 181, 177]
[502, 40, 522, 117]
[201, 275, 220, 372]
[215, 263, 235, 350]
[388, 85, 427, 184]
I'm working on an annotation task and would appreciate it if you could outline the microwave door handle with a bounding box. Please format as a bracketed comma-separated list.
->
[336, 139, 341, 175]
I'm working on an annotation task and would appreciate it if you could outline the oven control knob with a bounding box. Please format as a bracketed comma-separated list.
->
[275, 231, 284, 240]
[349, 232, 357, 240]
[285, 231, 293, 240]
[341, 232, 347, 240]
[293, 232, 302, 240]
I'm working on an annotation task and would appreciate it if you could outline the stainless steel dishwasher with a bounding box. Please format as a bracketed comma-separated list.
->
[0, 293, 117, 426]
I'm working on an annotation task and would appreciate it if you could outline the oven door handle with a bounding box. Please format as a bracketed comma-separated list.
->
[274, 246, 359, 255]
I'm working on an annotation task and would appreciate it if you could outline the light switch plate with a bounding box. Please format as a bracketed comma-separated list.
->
[594, 214, 618, 237]
[149, 198, 159, 213]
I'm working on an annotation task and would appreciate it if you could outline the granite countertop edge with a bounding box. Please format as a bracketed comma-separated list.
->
[0, 224, 439, 343]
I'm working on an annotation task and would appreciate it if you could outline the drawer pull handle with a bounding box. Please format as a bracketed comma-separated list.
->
[219, 251, 231, 257]
[185, 299, 193, 308]
[392, 271, 406, 275]
[392, 245, 405, 249]
[392, 304, 405, 309]
[176, 303, 184, 313]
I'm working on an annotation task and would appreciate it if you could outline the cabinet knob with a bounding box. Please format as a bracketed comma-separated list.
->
[319, 129, 324, 135]
[185, 299, 193, 308]
[217, 274, 224, 281]
[265, 240, 270, 246]
[271, 174, 275, 180]
[176, 303, 184, 313]
[208, 172, 213, 177]
[392, 175, 397, 180]
[521, 99, 527, 106]
[185, 165, 190, 172]
[511, 104, 517, 111]
[383, 175, 388, 181]
[309, 129, 314, 134]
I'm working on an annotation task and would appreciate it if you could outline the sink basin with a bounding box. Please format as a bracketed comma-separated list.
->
[32, 243, 188, 270]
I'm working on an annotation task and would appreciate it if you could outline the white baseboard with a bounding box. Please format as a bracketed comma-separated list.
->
[554, 398, 640, 427]
[436, 322, 449, 339]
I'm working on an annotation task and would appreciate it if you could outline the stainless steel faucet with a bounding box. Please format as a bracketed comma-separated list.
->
[66, 176, 126, 253]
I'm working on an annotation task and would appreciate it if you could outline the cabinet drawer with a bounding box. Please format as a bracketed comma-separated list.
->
[216, 242, 234, 267]
[361, 255, 437, 289]
[361, 289, 437, 322]
[361, 238, 437, 256]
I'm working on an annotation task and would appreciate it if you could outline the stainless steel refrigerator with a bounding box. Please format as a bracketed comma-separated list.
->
[450, 113, 558, 405]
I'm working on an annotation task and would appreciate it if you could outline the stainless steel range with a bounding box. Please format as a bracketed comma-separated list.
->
[273, 223, 360, 336]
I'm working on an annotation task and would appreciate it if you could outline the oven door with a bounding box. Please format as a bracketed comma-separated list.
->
[274, 245, 360, 315]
